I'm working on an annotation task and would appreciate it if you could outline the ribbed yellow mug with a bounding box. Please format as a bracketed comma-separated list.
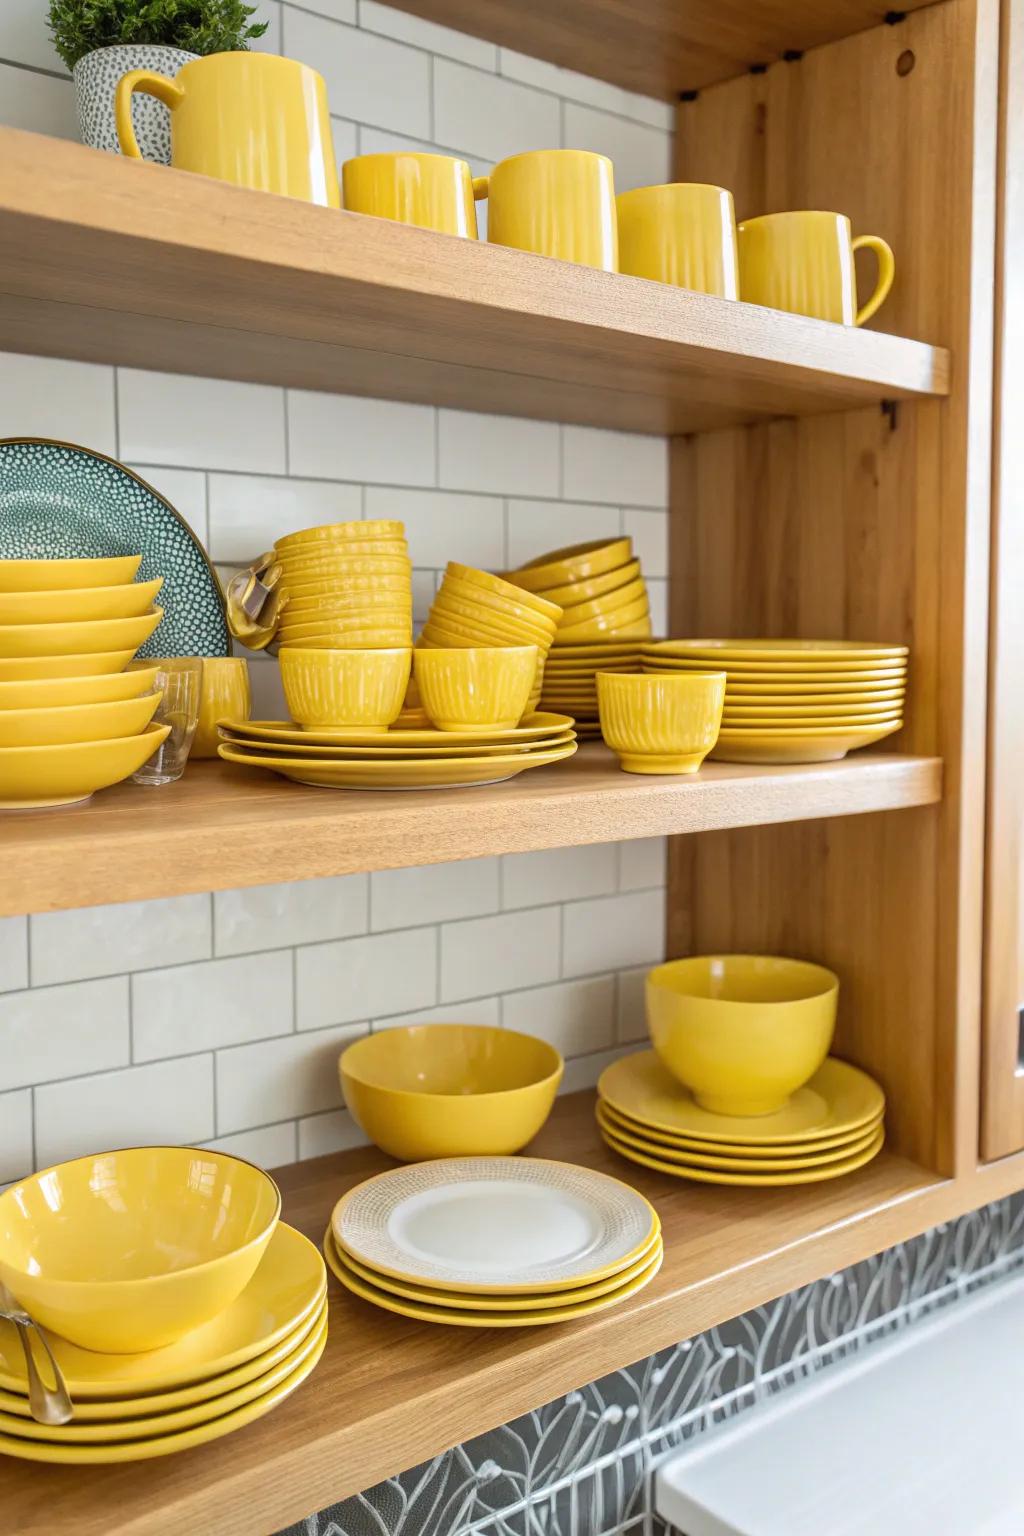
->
[474, 150, 618, 271]
[115, 53, 339, 207]
[342, 152, 479, 237]
[617, 183, 738, 296]
[737, 210, 895, 325]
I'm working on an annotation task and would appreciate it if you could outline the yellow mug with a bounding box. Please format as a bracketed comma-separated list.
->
[737, 210, 895, 326]
[617, 183, 738, 296]
[191, 657, 251, 759]
[342, 152, 479, 237]
[115, 53, 339, 207]
[474, 150, 618, 272]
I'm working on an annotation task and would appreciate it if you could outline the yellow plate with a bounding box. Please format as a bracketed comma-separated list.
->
[540, 560, 641, 607]
[0, 578, 162, 625]
[0, 609, 162, 659]
[220, 730, 575, 759]
[551, 643, 646, 660]
[722, 698, 904, 717]
[602, 1124, 885, 1186]
[508, 538, 635, 592]
[647, 640, 908, 663]
[720, 712, 903, 729]
[595, 1103, 882, 1171]
[598, 1098, 884, 1157]
[711, 725, 901, 763]
[715, 720, 903, 738]
[327, 1227, 662, 1310]
[0, 721, 171, 808]
[721, 681, 907, 697]
[220, 739, 577, 788]
[0, 693, 161, 748]
[598, 1051, 885, 1145]
[0, 556, 142, 593]
[0, 669, 158, 709]
[224, 713, 574, 747]
[325, 1229, 662, 1326]
[0, 649, 137, 680]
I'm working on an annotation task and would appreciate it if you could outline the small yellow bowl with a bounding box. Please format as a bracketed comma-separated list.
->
[284, 590, 413, 617]
[0, 578, 163, 626]
[554, 576, 648, 629]
[414, 645, 537, 731]
[557, 594, 650, 642]
[0, 692, 161, 748]
[445, 562, 562, 624]
[277, 551, 411, 575]
[597, 671, 725, 773]
[541, 560, 642, 607]
[0, 609, 162, 660]
[0, 1147, 280, 1353]
[279, 645, 412, 732]
[339, 1023, 563, 1160]
[0, 556, 142, 593]
[439, 573, 560, 633]
[0, 668, 158, 709]
[192, 657, 251, 759]
[283, 572, 412, 600]
[510, 538, 635, 593]
[274, 519, 405, 552]
[646, 955, 839, 1116]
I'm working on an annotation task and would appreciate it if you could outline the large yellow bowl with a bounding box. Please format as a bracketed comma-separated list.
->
[0, 556, 142, 593]
[510, 538, 634, 592]
[339, 1024, 563, 1161]
[557, 594, 650, 641]
[646, 955, 839, 1116]
[284, 589, 412, 616]
[415, 645, 536, 731]
[279, 645, 412, 732]
[0, 609, 162, 659]
[0, 668, 158, 709]
[597, 671, 725, 773]
[555, 576, 648, 629]
[445, 563, 562, 624]
[0, 692, 161, 747]
[275, 519, 405, 552]
[0, 1147, 280, 1353]
[433, 592, 553, 646]
[541, 559, 642, 607]
[0, 578, 163, 626]
[0, 721, 171, 808]
[0, 650, 137, 681]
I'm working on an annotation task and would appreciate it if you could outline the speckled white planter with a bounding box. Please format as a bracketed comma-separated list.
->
[73, 44, 198, 163]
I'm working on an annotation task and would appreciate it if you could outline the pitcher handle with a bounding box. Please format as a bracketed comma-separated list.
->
[472, 176, 489, 201]
[115, 69, 185, 159]
[851, 234, 895, 326]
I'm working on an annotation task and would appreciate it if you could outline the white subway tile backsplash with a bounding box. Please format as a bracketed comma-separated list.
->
[288, 392, 436, 485]
[434, 58, 560, 163]
[0, 918, 28, 994]
[298, 1106, 366, 1159]
[332, 114, 359, 166]
[502, 975, 614, 1056]
[0, 353, 116, 454]
[615, 966, 648, 1043]
[215, 876, 368, 956]
[359, 0, 497, 69]
[622, 507, 669, 579]
[441, 907, 560, 1001]
[647, 577, 668, 637]
[618, 837, 668, 891]
[292, 0, 356, 22]
[207, 474, 361, 563]
[2, 0, 66, 72]
[296, 927, 437, 1029]
[0, 978, 129, 1094]
[30, 895, 211, 986]
[559, 1045, 631, 1095]
[365, 487, 504, 570]
[249, 0, 284, 53]
[505, 499, 621, 569]
[0, 61, 77, 139]
[563, 426, 668, 508]
[439, 411, 560, 497]
[132, 952, 293, 1061]
[216, 1024, 364, 1133]
[562, 890, 666, 978]
[502, 845, 617, 909]
[0, 1090, 32, 1185]
[373, 995, 500, 1029]
[35, 1056, 214, 1167]
[204, 1121, 298, 1168]
[286, 8, 430, 138]
[125, 466, 209, 544]
[562, 102, 671, 192]
[248, 658, 288, 718]
[497, 51, 674, 132]
[371, 858, 499, 931]
[118, 371, 286, 474]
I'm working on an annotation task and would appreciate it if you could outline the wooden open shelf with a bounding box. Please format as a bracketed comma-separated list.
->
[0, 130, 948, 436]
[2, 747, 941, 917]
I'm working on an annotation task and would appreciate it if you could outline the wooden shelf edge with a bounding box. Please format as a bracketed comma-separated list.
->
[1, 749, 942, 917]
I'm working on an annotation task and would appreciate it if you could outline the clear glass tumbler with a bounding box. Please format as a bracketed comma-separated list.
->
[130, 657, 203, 786]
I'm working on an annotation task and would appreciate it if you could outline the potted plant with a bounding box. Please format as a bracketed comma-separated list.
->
[48, 0, 268, 163]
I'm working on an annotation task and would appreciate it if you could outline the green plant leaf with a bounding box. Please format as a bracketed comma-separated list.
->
[48, 0, 270, 71]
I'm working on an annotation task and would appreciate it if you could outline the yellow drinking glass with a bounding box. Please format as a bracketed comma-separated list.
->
[737, 210, 895, 326]
[617, 183, 738, 296]
[474, 150, 618, 271]
[342, 152, 479, 237]
[115, 53, 339, 207]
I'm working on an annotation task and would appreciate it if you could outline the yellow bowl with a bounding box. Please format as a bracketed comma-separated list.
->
[0, 693, 161, 747]
[275, 519, 405, 552]
[558, 595, 651, 642]
[597, 671, 725, 773]
[192, 657, 251, 759]
[510, 538, 634, 592]
[0, 609, 162, 659]
[282, 572, 412, 600]
[280, 631, 412, 651]
[439, 573, 560, 633]
[0, 722, 171, 808]
[445, 562, 562, 624]
[0, 1146, 280, 1353]
[0, 668, 158, 709]
[277, 544, 409, 569]
[432, 592, 553, 646]
[0, 650, 137, 681]
[554, 576, 648, 628]
[279, 646, 412, 732]
[0, 578, 163, 626]
[339, 1023, 563, 1160]
[0, 556, 142, 593]
[414, 645, 536, 731]
[645, 955, 839, 1116]
[540, 559, 642, 607]
[277, 614, 412, 641]
[284, 589, 412, 615]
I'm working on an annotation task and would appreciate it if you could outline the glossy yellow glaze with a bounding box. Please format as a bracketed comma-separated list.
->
[116, 53, 339, 206]
[0, 556, 142, 593]
[445, 563, 562, 622]
[595, 671, 723, 773]
[646, 639, 908, 662]
[0, 608, 161, 659]
[0, 578, 162, 625]
[439, 574, 559, 633]
[596, 1103, 881, 1171]
[0, 1147, 280, 1353]
[541, 561, 640, 608]
[191, 658, 251, 759]
[343, 151, 479, 236]
[617, 182, 738, 295]
[431, 595, 552, 646]
[0, 721, 170, 808]
[476, 150, 618, 271]
[220, 727, 573, 758]
[602, 1123, 885, 1186]
[598, 1097, 883, 1156]
[555, 575, 647, 629]
[737, 211, 895, 325]
[413, 645, 537, 731]
[557, 595, 651, 641]
[222, 712, 572, 747]
[276, 520, 405, 553]
[218, 737, 576, 788]
[339, 1023, 563, 1160]
[646, 955, 838, 1115]
[0, 650, 137, 681]
[510, 538, 634, 592]
[279, 646, 412, 732]
[284, 573, 410, 602]
[0, 692, 160, 748]
[0, 668, 157, 709]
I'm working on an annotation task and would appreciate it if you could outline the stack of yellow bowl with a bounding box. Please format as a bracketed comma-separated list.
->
[0, 555, 171, 809]
[419, 561, 562, 715]
[643, 640, 908, 763]
[274, 520, 412, 649]
[597, 956, 887, 1188]
[0, 1146, 327, 1464]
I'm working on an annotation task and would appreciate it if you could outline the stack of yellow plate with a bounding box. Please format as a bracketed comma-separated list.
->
[0, 555, 170, 808]
[643, 639, 909, 764]
[325, 1157, 662, 1328]
[508, 538, 652, 644]
[217, 711, 577, 790]
[420, 562, 562, 714]
[274, 520, 412, 649]
[597, 1051, 886, 1187]
[539, 639, 644, 737]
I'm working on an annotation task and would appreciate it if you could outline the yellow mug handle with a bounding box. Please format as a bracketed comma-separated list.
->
[115, 69, 185, 159]
[472, 176, 489, 201]
[851, 234, 895, 326]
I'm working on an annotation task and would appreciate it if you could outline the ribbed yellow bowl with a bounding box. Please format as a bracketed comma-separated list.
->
[597, 671, 726, 773]
[280, 646, 412, 732]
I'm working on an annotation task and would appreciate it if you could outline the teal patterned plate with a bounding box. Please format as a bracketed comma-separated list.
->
[0, 439, 228, 658]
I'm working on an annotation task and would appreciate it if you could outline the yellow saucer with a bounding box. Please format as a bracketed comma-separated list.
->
[602, 1124, 885, 1186]
[710, 724, 900, 763]
[723, 684, 906, 700]
[225, 713, 574, 747]
[0, 1223, 325, 1397]
[324, 1229, 662, 1326]
[595, 1103, 882, 1171]
[219, 739, 577, 789]
[720, 712, 903, 728]
[598, 1098, 884, 1158]
[220, 730, 575, 759]
[598, 1051, 885, 1145]
[0, 722, 171, 809]
[0, 608, 162, 658]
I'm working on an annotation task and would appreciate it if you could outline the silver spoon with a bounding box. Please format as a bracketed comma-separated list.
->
[0, 1281, 73, 1425]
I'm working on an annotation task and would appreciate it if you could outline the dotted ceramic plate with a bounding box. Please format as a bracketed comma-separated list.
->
[0, 439, 228, 658]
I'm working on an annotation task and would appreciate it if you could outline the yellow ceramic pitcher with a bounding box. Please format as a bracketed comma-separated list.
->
[737, 210, 895, 326]
[343, 152, 479, 237]
[474, 150, 618, 271]
[115, 53, 339, 207]
[617, 183, 738, 296]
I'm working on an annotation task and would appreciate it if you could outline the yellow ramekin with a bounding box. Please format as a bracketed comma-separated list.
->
[279, 645, 412, 732]
[597, 671, 725, 773]
[414, 645, 537, 731]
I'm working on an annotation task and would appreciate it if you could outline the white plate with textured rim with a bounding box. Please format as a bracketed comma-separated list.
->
[332, 1157, 658, 1295]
